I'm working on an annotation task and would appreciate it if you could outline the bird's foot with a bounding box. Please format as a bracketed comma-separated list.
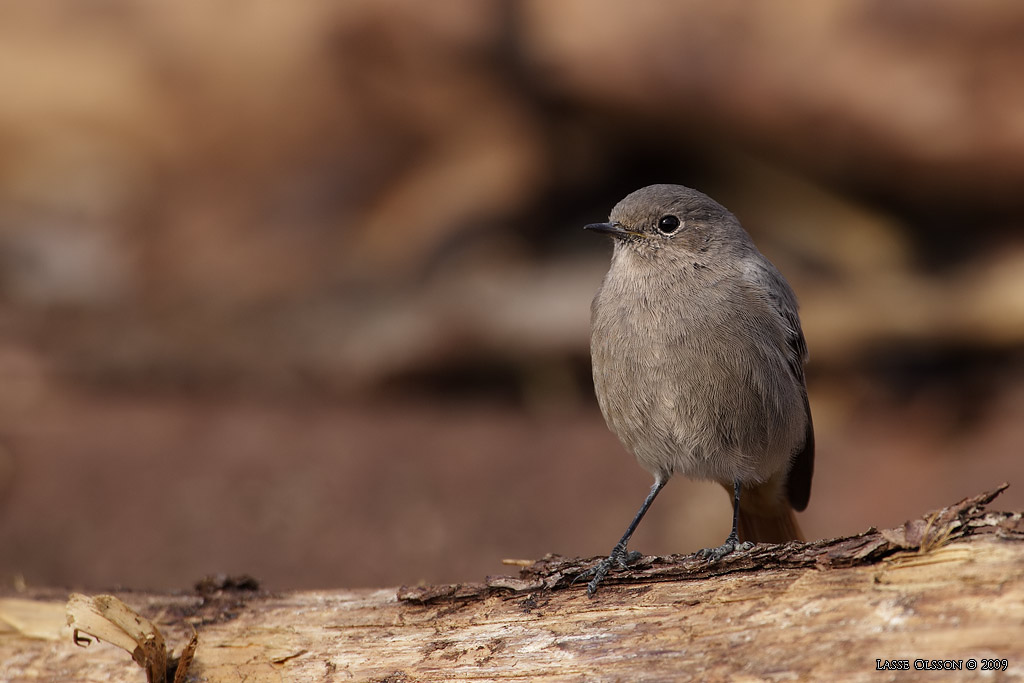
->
[574, 543, 643, 596]
[696, 533, 753, 563]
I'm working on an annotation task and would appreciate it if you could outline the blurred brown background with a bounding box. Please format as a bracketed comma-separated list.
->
[0, 0, 1022, 592]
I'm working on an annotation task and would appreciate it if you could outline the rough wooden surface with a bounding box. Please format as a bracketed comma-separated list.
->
[1, 487, 1022, 682]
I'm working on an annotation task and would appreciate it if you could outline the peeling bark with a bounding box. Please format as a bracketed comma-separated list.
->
[1, 486, 1021, 682]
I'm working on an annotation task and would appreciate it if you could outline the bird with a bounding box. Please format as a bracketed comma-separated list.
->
[580, 184, 814, 596]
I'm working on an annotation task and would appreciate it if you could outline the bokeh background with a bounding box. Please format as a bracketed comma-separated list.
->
[0, 0, 1022, 592]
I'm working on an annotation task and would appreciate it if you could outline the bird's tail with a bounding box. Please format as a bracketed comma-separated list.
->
[729, 477, 805, 544]
[738, 504, 803, 543]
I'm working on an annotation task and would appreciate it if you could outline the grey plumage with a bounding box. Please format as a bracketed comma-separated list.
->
[581, 184, 814, 595]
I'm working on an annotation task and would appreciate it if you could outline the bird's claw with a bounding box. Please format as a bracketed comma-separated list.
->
[696, 534, 753, 563]
[573, 544, 643, 596]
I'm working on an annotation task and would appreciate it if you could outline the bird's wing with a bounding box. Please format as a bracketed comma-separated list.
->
[742, 257, 814, 511]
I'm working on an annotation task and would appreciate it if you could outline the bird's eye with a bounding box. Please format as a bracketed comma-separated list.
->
[657, 215, 681, 235]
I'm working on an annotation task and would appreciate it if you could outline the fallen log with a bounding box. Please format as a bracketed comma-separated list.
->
[1, 485, 1020, 681]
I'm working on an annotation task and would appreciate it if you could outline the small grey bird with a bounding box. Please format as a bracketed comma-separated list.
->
[581, 184, 814, 595]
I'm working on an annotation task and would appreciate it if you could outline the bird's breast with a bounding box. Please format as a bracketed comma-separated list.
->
[589, 267, 805, 483]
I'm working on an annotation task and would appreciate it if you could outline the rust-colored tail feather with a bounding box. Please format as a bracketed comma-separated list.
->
[738, 505, 803, 544]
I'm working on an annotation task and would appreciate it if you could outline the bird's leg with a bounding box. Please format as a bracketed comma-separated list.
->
[576, 478, 666, 596]
[697, 479, 754, 562]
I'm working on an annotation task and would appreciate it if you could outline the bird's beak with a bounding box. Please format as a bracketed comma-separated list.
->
[584, 222, 636, 238]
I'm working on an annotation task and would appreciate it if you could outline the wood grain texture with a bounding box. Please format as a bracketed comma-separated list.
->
[1, 487, 1021, 682]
